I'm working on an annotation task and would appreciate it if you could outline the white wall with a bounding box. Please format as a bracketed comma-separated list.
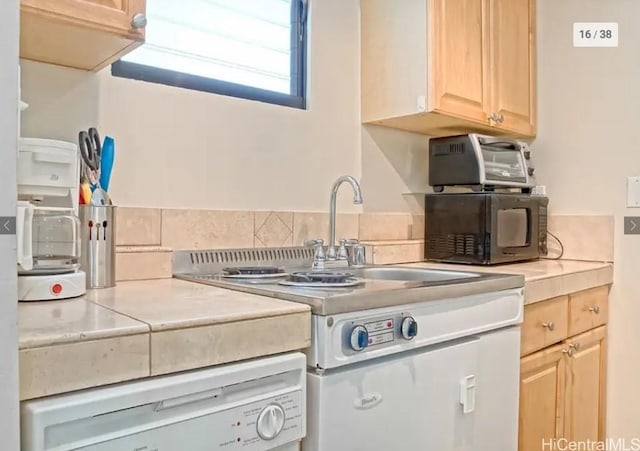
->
[536, 0, 640, 439]
[0, 0, 20, 448]
[20, 0, 428, 213]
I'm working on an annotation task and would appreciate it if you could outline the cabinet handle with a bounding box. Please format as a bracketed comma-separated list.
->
[487, 113, 497, 122]
[588, 306, 600, 314]
[131, 13, 148, 29]
[563, 343, 581, 358]
[497, 114, 505, 123]
[541, 321, 555, 331]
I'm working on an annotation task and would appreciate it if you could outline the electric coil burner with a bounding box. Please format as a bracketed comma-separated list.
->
[279, 271, 363, 288]
[222, 266, 286, 277]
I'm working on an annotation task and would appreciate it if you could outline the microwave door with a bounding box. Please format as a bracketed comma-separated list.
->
[496, 209, 531, 248]
[490, 197, 540, 261]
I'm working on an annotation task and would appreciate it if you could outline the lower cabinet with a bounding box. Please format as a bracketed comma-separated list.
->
[519, 344, 566, 451]
[518, 286, 609, 451]
[564, 326, 607, 442]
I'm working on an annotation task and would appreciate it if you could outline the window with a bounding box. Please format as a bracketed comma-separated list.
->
[112, 0, 308, 109]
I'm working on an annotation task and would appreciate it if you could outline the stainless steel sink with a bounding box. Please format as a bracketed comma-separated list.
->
[347, 266, 480, 283]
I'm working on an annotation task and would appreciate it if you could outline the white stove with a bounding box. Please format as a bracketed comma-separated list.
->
[174, 247, 525, 451]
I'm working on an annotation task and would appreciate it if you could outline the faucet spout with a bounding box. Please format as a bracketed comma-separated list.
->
[328, 176, 363, 260]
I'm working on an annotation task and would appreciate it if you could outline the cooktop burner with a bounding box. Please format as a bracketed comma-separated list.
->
[223, 266, 284, 275]
[279, 271, 364, 288]
[221, 266, 287, 279]
[288, 271, 352, 283]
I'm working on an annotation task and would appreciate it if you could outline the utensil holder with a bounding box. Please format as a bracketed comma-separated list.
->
[79, 205, 116, 288]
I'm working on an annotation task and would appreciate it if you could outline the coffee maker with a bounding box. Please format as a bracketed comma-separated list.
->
[17, 138, 86, 301]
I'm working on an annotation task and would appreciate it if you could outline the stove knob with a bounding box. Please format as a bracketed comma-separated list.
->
[349, 325, 369, 351]
[256, 403, 285, 440]
[401, 317, 418, 340]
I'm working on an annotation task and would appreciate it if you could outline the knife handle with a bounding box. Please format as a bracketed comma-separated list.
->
[99, 136, 115, 192]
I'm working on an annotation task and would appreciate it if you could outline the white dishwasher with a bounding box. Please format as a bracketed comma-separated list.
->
[21, 352, 306, 451]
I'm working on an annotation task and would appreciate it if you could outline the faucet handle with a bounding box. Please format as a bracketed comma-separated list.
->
[344, 239, 366, 267]
[304, 238, 324, 248]
[337, 239, 349, 260]
[304, 239, 326, 264]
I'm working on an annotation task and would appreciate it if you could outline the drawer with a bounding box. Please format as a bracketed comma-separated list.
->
[521, 296, 569, 356]
[568, 286, 609, 337]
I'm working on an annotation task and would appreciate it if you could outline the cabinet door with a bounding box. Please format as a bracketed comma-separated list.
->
[564, 326, 607, 442]
[21, 0, 145, 35]
[21, 0, 145, 70]
[519, 344, 566, 451]
[486, 0, 536, 136]
[429, 0, 490, 123]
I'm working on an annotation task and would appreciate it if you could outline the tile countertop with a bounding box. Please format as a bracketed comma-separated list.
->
[18, 298, 148, 349]
[18, 260, 610, 400]
[84, 278, 311, 331]
[404, 259, 614, 305]
[18, 279, 311, 400]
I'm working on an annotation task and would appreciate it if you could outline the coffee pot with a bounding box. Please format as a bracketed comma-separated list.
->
[17, 138, 86, 301]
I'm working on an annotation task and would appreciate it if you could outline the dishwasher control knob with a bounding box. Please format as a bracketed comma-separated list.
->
[257, 403, 286, 440]
[401, 317, 418, 340]
[349, 325, 369, 351]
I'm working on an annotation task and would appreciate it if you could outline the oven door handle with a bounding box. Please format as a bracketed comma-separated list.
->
[477, 136, 518, 149]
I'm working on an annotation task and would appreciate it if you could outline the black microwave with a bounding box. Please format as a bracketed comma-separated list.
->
[424, 193, 548, 265]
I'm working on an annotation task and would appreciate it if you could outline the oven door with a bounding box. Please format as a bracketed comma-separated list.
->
[476, 136, 530, 187]
[488, 195, 541, 263]
[304, 329, 520, 451]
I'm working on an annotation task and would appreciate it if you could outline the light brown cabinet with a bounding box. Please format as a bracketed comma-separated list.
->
[361, 0, 536, 138]
[486, 0, 536, 136]
[564, 326, 607, 442]
[518, 287, 609, 451]
[20, 0, 146, 71]
[519, 345, 566, 451]
[429, 0, 488, 125]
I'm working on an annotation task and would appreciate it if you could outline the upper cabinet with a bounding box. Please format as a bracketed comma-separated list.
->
[487, 0, 536, 136]
[361, 0, 536, 138]
[20, 0, 147, 71]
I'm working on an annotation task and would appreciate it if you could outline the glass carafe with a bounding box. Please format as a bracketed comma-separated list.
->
[27, 208, 81, 275]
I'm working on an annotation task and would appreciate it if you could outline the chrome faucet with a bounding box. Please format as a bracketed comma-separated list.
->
[327, 176, 363, 260]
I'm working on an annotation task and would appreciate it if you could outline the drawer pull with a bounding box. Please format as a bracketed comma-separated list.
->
[588, 306, 601, 314]
[542, 321, 555, 331]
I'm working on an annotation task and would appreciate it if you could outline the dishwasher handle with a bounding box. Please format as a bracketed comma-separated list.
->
[154, 387, 222, 411]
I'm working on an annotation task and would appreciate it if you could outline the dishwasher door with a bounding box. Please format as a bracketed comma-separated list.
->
[22, 353, 306, 451]
[304, 326, 520, 451]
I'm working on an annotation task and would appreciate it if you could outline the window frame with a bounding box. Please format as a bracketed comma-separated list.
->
[111, 0, 308, 109]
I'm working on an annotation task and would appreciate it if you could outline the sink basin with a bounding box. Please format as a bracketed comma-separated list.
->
[347, 266, 480, 283]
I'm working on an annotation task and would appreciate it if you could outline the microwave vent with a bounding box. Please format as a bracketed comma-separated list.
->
[427, 234, 476, 256]
[448, 143, 464, 154]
